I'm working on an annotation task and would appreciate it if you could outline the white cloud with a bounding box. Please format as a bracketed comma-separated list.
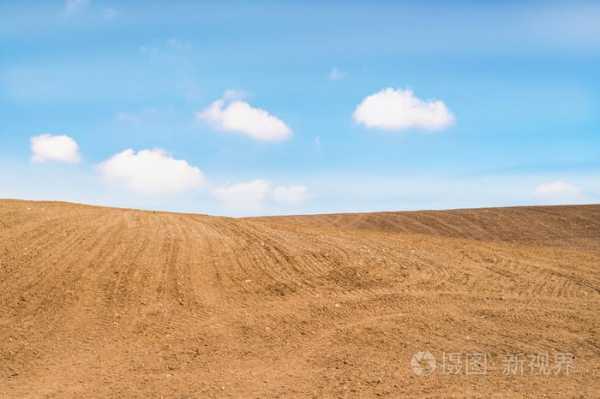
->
[222, 89, 248, 101]
[314, 136, 322, 152]
[213, 179, 272, 212]
[329, 67, 346, 81]
[213, 180, 309, 213]
[116, 112, 144, 126]
[115, 108, 164, 126]
[30, 134, 81, 163]
[272, 185, 309, 205]
[64, 0, 90, 15]
[165, 38, 191, 51]
[535, 180, 583, 202]
[98, 149, 205, 195]
[353, 88, 454, 131]
[102, 7, 117, 20]
[528, 5, 600, 49]
[197, 93, 292, 141]
[139, 39, 192, 57]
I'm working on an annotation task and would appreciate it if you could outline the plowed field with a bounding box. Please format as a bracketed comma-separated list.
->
[1, 200, 599, 398]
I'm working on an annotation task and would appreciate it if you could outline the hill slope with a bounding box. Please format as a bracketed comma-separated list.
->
[1, 200, 599, 398]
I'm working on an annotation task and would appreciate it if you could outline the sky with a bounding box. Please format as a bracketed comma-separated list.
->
[1, 0, 599, 216]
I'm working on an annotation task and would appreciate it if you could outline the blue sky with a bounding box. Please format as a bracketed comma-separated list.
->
[1, 0, 599, 215]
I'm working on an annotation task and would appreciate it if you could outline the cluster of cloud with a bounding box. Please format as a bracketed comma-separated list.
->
[198, 93, 292, 141]
[29, 134, 309, 213]
[26, 133, 594, 213]
[353, 88, 455, 131]
[196, 87, 454, 145]
[31, 86, 593, 213]
[213, 180, 309, 212]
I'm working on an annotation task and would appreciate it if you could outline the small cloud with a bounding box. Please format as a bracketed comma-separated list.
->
[98, 149, 205, 195]
[116, 112, 143, 126]
[102, 7, 117, 20]
[197, 92, 292, 141]
[63, 0, 117, 20]
[213, 179, 272, 212]
[353, 88, 454, 132]
[535, 180, 583, 202]
[115, 108, 162, 126]
[140, 39, 192, 56]
[272, 185, 309, 205]
[529, 4, 600, 49]
[222, 89, 248, 101]
[139, 45, 154, 55]
[64, 0, 91, 16]
[30, 134, 81, 164]
[213, 180, 310, 213]
[314, 136, 321, 152]
[329, 67, 346, 81]
[166, 38, 191, 51]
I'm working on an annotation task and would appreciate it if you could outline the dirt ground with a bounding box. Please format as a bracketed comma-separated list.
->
[1, 200, 599, 398]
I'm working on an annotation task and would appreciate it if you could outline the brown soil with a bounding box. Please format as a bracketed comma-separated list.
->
[1, 200, 599, 398]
